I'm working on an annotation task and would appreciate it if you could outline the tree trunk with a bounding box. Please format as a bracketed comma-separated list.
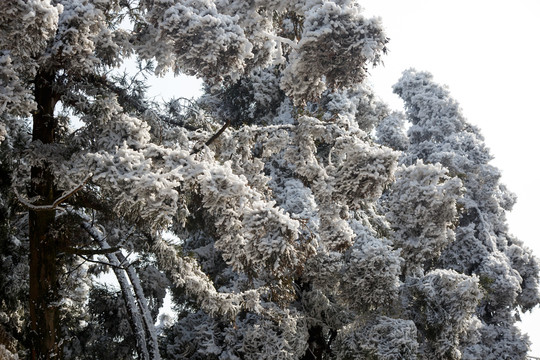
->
[301, 325, 326, 360]
[82, 222, 151, 360]
[29, 70, 61, 359]
[118, 252, 161, 359]
[108, 254, 150, 360]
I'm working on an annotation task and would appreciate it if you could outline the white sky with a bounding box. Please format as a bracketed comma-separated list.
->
[145, 0, 540, 354]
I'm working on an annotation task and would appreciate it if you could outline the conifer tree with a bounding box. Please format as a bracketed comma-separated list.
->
[0, 1, 537, 359]
[388, 69, 540, 359]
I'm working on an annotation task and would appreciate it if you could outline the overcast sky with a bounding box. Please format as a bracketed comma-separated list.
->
[145, 1, 540, 354]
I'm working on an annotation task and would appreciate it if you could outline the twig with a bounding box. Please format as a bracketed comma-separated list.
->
[62, 259, 88, 279]
[63, 246, 122, 256]
[75, 253, 133, 270]
[118, 250, 135, 267]
[80, 221, 138, 269]
[16, 176, 91, 211]
[191, 119, 231, 154]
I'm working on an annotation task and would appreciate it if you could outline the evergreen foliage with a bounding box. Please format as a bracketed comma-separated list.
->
[0, 1, 537, 359]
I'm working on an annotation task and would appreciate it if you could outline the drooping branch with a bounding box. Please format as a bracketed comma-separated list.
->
[151, 235, 263, 318]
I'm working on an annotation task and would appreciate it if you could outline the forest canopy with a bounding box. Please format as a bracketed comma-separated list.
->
[0, 1, 538, 359]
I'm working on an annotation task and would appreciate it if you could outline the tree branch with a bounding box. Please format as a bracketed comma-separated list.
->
[16, 176, 91, 211]
[80, 220, 159, 359]
[191, 119, 231, 154]
[262, 31, 299, 49]
[63, 246, 121, 256]
[75, 254, 133, 270]
[117, 251, 161, 359]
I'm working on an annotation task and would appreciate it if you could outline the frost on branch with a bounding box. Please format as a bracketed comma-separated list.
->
[153, 236, 262, 318]
[283, 115, 329, 182]
[461, 323, 530, 360]
[46, 0, 106, 74]
[242, 202, 305, 278]
[0, 0, 60, 60]
[0, 0, 61, 117]
[404, 270, 482, 359]
[280, 0, 388, 103]
[214, 0, 278, 72]
[240, 312, 309, 360]
[393, 70, 466, 145]
[505, 237, 540, 311]
[476, 252, 522, 320]
[322, 83, 390, 133]
[1, 1, 538, 358]
[0, 53, 35, 118]
[191, 153, 312, 290]
[163, 309, 308, 359]
[331, 137, 398, 207]
[335, 316, 419, 360]
[140, 0, 253, 81]
[394, 68, 540, 358]
[384, 161, 462, 274]
[376, 111, 410, 151]
[338, 227, 401, 311]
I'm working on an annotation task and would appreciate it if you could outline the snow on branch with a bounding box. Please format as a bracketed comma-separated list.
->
[262, 31, 299, 49]
[152, 236, 263, 318]
[116, 251, 161, 360]
[81, 221, 159, 359]
[82, 221, 149, 359]
[16, 175, 91, 211]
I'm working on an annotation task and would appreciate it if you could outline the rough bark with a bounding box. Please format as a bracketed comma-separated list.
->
[29, 70, 61, 359]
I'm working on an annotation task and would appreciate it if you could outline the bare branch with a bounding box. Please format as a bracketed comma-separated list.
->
[75, 254, 133, 270]
[62, 258, 88, 279]
[63, 246, 122, 256]
[191, 119, 231, 154]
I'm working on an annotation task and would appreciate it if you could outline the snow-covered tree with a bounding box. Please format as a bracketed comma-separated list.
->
[0, 1, 537, 360]
[386, 69, 540, 359]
